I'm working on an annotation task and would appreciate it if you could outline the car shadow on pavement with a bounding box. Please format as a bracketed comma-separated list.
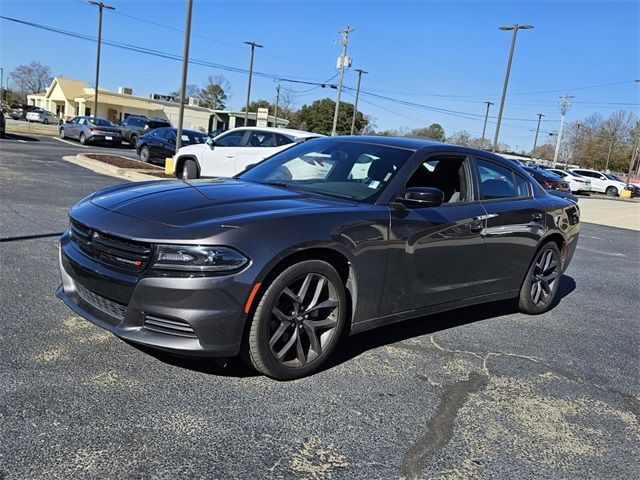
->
[325, 274, 577, 372]
[132, 275, 576, 379]
[3, 133, 41, 142]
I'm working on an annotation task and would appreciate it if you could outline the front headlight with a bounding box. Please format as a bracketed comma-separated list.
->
[151, 245, 248, 272]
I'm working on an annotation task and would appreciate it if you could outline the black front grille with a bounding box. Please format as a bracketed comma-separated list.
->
[143, 315, 196, 338]
[76, 282, 127, 320]
[70, 220, 152, 271]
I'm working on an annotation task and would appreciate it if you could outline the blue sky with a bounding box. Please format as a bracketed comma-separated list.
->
[1, 0, 638, 150]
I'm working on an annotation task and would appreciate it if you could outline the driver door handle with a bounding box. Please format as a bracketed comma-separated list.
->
[225, 154, 235, 158]
[469, 220, 484, 233]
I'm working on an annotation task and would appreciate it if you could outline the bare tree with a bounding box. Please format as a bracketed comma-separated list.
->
[199, 75, 231, 110]
[9, 61, 52, 99]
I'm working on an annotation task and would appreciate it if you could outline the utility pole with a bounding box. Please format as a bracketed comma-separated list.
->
[492, 23, 534, 152]
[481, 101, 494, 146]
[88, 1, 115, 118]
[175, 0, 193, 152]
[244, 41, 263, 127]
[273, 83, 280, 127]
[350, 68, 367, 135]
[331, 25, 354, 136]
[529, 113, 544, 159]
[0, 67, 3, 105]
[626, 121, 639, 189]
[553, 94, 574, 168]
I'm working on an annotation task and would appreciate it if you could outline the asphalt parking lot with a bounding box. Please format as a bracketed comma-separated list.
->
[1, 137, 639, 479]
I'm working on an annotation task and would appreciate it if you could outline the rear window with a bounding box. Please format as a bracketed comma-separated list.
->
[148, 120, 171, 129]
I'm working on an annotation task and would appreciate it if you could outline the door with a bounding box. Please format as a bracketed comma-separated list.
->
[147, 129, 166, 158]
[162, 129, 177, 158]
[381, 155, 487, 315]
[474, 157, 545, 295]
[573, 169, 605, 192]
[235, 130, 280, 173]
[199, 129, 246, 177]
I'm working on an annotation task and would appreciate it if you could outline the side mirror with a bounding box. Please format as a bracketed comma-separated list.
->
[206, 137, 216, 149]
[399, 187, 444, 207]
[243, 163, 258, 172]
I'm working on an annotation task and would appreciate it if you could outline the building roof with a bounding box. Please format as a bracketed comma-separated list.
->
[77, 92, 163, 111]
[48, 77, 88, 100]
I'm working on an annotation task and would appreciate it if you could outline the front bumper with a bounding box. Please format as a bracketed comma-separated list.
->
[57, 232, 248, 357]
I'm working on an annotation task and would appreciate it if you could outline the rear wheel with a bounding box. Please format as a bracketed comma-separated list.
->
[43, 118, 49, 125]
[130, 135, 138, 146]
[59, 128, 65, 139]
[79, 133, 87, 145]
[606, 186, 618, 197]
[247, 260, 346, 380]
[518, 242, 561, 315]
[180, 159, 198, 179]
[140, 146, 150, 162]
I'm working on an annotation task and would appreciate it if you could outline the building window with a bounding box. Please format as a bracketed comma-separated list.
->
[85, 107, 91, 116]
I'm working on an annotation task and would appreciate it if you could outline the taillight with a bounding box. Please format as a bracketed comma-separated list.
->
[90, 127, 96, 132]
[544, 180, 556, 189]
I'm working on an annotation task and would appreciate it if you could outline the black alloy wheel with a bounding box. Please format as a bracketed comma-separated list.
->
[518, 242, 561, 314]
[248, 260, 346, 380]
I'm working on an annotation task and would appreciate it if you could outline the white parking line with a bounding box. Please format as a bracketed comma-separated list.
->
[53, 137, 88, 148]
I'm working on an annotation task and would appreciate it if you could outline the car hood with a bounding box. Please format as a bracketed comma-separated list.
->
[176, 143, 207, 157]
[88, 178, 350, 228]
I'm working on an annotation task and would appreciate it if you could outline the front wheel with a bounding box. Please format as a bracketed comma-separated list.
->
[180, 159, 198, 179]
[247, 260, 346, 380]
[518, 242, 561, 315]
[139, 146, 150, 162]
[43, 118, 49, 125]
[606, 186, 618, 197]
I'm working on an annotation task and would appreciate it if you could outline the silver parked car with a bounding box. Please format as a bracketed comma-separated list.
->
[26, 108, 60, 125]
[59, 116, 122, 146]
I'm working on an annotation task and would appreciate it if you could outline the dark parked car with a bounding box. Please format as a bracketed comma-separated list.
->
[136, 127, 207, 162]
[56, 137, 580, 379]
[523, 166, 571, 192]
[59, 116, 122, 146]
[120, 116, 172, 146]
[9, 103, 37, 120]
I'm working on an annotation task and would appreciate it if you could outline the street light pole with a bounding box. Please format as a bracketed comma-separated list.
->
[273, 83, 280, 127]
[492, 23, 534, 152]
[481, 101, 494, 145]
[88, 1, 114, 118]
[332, 25, 354, 136]
[175, 0, 193, 152]
[626, 121, 639, 189]
[350, 68, 367, 135]
[530, 113, 544, 159]
[553, 94, 574, 168]
[244, 41, 263, 127]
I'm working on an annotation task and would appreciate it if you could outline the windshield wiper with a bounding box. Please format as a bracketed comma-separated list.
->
[263, 181, 294, 189]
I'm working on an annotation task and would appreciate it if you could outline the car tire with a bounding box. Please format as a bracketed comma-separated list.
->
[606, 186, 618, 197]
[130, 135, 138, 147]
[79, 133, 87, 145]
[518, 242, 561, 315]
[247, 260, 346, 380]
[180, 159, 198, 179]
[43, 118, 49, 125]
[59, 128, 65, 139]
[140, 146, 150, 162]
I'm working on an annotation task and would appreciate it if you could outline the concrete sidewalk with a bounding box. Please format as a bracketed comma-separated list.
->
[578, 197, 640, 231]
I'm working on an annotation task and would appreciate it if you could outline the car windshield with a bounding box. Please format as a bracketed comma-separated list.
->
[181, 131, 208, 145]
[89, 118, 114, 127]
[238, 138, 414, 202]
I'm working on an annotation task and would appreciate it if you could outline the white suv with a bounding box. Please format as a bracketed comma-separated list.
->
[570, 168, 627, 196]
[174, 127, 324, 179]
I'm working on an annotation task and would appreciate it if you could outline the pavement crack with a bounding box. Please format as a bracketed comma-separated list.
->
[401, 372, 489, 480]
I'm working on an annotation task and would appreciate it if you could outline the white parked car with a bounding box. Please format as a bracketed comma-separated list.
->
[173, 127, 324, 179]
[26, 109, 59, 125]
[547, 168, 592, 193]
[569, 168, 627, 196]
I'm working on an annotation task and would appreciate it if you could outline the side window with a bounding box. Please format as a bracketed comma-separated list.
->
[164, 129, 176, 141]
[151, 129, 165, 138]
[476, 159, 520, 200]
[247, 131, 275, 147]
[514, 173, 530, 197]
[276, 134, 294, 146]
[405, 156, 469, 203]
[216, 131, 244, 147]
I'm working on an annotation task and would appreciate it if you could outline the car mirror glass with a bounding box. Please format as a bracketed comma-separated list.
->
[206, 137, 216, 149]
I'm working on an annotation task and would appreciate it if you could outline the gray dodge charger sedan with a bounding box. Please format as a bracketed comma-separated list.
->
[57, 136, 580, 379]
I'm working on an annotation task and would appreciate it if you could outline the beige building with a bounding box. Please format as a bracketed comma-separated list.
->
[27, 77, 286, 132]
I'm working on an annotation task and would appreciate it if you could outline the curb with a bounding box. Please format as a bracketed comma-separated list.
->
[62, 154, 164, 182]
